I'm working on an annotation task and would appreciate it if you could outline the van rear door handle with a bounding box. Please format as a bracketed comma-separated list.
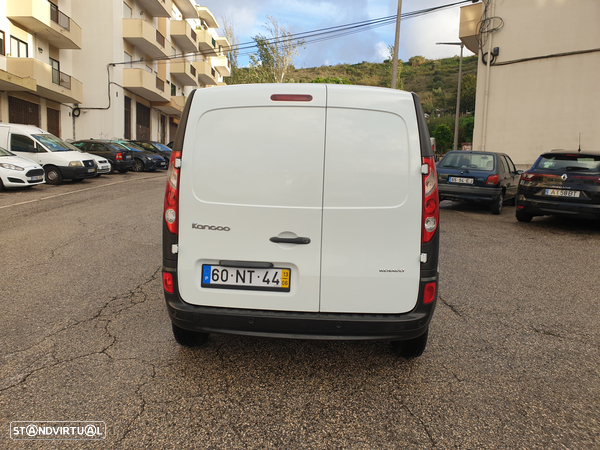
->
[269, 237, 311, 245]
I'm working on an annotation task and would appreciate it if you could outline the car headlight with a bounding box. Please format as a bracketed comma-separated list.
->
[0, 163, 25, 171]
[69, 161, 84, 167]
[146, 156, 154, 161]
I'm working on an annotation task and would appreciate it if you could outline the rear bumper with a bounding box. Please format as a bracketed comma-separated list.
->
[439, 184, 501, 203]
[112, 160, 134, 171]
[517, 195, 600, 219]
[163, 262, 437, 341]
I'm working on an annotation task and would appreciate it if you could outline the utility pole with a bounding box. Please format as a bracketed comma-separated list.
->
[390, 0, 402, 89]
[437, 41, 465, 151]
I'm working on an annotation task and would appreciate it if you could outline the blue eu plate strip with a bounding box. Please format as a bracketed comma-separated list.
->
[203, 265, 212, 284]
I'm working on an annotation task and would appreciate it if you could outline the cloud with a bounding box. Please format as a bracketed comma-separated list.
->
[195, 0, 475, 68]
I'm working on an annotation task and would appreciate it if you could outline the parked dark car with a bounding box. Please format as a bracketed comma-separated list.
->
[129, 140, 172, 166]
[515, 150, 600, 222]
[112, 141, 166, 172]
[72, 140, 135, 173]
[437, 151, 521, 214]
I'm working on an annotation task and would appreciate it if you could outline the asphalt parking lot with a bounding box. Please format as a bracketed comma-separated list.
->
[0, 172, 599, 449]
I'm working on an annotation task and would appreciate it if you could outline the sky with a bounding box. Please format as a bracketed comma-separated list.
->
[195, 0, 476, 68]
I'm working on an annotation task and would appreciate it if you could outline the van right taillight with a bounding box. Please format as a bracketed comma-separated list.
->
[422, 156, 439, 244]
[164, 151, 181, 235]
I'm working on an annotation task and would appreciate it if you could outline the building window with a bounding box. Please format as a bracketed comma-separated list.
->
[0, 31, 5, 56]
[10, 36, 28, 58]
[50, 58, 60, 85]
[171, 83, 176, 96]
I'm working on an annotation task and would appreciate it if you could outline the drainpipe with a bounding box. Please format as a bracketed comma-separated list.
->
[481, 0, 495, 152]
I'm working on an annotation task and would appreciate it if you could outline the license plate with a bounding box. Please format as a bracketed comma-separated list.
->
[126, 155, 132, 160]
[87, 168, 96, 173]
[545, 189, 580, 198]
[202, 265, 291, 292]
[449, 177, 474, 184]
[29, 175, 43, 181]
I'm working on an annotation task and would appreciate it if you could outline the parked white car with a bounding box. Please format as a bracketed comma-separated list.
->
[0, 146, 45, 191]
[74, 148, 111, 176]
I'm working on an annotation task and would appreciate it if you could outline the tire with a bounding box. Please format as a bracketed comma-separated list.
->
[491, 193, 504, 215]
[44, 166, 63, 185]
[132, 159, 144, 172]
[516, 210, 534, 223]
[391, 329, 429, 358]
[171, 323, 209, 347]
[0, 178, 4, 191]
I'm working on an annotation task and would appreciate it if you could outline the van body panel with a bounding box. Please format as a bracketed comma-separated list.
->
[165, 84, 439, 341]
[177, 85, 327, 312]
[320, 86, 422, 313]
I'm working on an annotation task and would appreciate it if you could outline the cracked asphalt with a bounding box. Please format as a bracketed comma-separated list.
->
[1, 171, 599, 449]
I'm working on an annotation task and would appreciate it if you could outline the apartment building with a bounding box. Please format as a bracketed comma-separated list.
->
[459, 0, 600, 165]
[0, 0, 229, 143]
[0, 0, 82, 136]
[71, 0, 229, 143]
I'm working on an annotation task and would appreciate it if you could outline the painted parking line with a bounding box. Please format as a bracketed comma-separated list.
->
[0, 174, 163, 210]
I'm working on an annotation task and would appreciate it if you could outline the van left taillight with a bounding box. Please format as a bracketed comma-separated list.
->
[164, 151, 181, 235]
[422, 156, 439, 244]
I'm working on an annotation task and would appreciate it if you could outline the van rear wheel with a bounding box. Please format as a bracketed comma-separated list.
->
[391, 329, 428, 358]
[171, 323, 209, 347]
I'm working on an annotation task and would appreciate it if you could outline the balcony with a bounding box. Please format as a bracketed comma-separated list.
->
[7, 57, 82, 103]
[172, 0, 198, 19]
[0, 70, 37, 92]
[170, 59, 198, 86]
[170, 20, 197, 53]
[152, 95, 185, 115]
[211, 55, 230, 77]
[123, 19, 168, 59]
[197, 29, 217, 55]
[6, 0, 82, 49]
[137, 0, 171, 18]
[214, 36, 231, 55]
[459, 3, 482, 55]
[192, 60, 217, 86]
[123, 68, 170, 102]
[195, 6, 219, 28]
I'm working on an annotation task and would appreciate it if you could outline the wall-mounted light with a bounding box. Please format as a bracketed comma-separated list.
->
[38, 47, 43, 53]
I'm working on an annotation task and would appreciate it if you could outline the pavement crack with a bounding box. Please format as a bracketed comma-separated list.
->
[438, 294, 463, 317]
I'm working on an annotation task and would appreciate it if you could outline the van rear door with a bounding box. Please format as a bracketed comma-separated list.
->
[177, 85, 327, 312]
[319, 86, 423, 314]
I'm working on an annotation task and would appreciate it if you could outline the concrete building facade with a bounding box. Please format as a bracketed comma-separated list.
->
[0, 0, 229, 144]
[460, 0, 600, 165]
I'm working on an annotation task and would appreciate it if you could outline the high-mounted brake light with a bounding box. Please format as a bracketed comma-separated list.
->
[422, 156, 439, 244]
[270, 94, 313, 102]
[164, 151, 181, 235]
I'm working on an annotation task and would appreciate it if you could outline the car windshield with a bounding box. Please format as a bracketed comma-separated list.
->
[32, 134, 79, 152]
[537, 154, 600, 172]
[439, 152, 495, 171]
[153, 143, 172, 152]
[0, 146, 14, 157]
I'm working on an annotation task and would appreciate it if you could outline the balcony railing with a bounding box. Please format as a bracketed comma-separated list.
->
[156, 77, 164, 92]
[156, 30, 165, 48]
[50, 2, 71, 31]
[51, 67, 71, 90]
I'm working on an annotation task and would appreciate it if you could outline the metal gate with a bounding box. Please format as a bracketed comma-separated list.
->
[9, 96, 40, 127]
[136, 102, 150, 140]
[47, 108, 60, 136]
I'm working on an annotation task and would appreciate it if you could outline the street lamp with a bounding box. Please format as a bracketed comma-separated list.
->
[436, 41, 464, 152]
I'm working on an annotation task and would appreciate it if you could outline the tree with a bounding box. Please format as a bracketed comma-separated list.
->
[249, 16, 305, 83]
[460, 74, 477, 113]
[221, 16, 242, 85]
[409, 55, 426, 67]
[309, 77, 352, 84]
[431, 124, 453, 153]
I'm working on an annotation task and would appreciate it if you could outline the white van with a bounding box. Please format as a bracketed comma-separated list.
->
[0, 124, 97, 184]
[162, 84, 440, 357]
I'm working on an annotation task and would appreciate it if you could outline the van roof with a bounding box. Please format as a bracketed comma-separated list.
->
[0, 123, 48, 134]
